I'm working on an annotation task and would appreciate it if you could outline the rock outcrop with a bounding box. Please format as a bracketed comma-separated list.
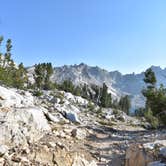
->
[125, 144, 153, 166]
[0, 107, 51, 147]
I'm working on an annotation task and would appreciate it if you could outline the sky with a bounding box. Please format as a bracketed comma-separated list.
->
[0, 0, 166, 74]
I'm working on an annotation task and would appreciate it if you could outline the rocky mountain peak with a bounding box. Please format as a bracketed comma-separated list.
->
[27, 64, 166, 110]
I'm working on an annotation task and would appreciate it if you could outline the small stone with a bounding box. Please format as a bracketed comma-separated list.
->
[12, 155, 21, 163]
[22, 147, 30, 154]
[159, 147, 166, 158]
[71, 128, 86, 140]
[47, 142, 56, 148]
[0, 145, 8, 157]
[0, 158, 6, 165]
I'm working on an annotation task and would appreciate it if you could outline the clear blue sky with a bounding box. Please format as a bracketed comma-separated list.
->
[0, 0, 166, 74]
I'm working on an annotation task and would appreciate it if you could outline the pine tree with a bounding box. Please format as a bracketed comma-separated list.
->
[0, 36, 27, 89]
[34, 63, 54, 90]
[0, 36, 3, 45]
[82, 84, 88, 98]
[142, 68, 166, 126]
[13, 63, 27, 89]
[34, 63, 45, 89]
[91, 84, 101, 104]
[44, 63, 53, 90]
[143, 68, 156, 88]
[119, 95, 131, 115]
[0, 36, 3, 68]
[107, 93, 112, 107]
[100, 83, 109, 107]
[142, 68, 157, 110]
[4, 39, 12, 67]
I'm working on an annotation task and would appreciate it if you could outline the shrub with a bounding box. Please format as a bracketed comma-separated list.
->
[144, 109, 159, 129]
[113, 109, 119, 115]
[33, 90, 43, 97]
[87, 101, 95, 111]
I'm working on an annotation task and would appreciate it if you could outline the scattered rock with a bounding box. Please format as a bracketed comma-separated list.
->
[0, 85, 165, 166]
[71, 128, 87, 140]
[43, 109, 60, 123]
[11, 154, 21, 163]
[47, 142, 56, 148]
[148, 161, 166, 166]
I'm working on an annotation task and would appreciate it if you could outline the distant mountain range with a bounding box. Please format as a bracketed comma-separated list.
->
[27, 63, 166, 111]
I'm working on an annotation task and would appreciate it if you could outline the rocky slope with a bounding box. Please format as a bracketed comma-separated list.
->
[0, 85, 165, 166]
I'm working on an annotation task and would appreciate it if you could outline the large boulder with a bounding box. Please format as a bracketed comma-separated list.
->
[65, 111, 80, 123]
[125, 144, 153, 166]
[0, 86, 34, 108]
[0, 107, 51, 147]
[64, 92, 88, 106]
[55, 104, 80, 123]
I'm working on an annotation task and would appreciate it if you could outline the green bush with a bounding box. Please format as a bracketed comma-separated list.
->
[87, 101, 95, 111]
[144, 109, 159, 129]
[113, 109, 119, 115]
[33, 90, 43, 97]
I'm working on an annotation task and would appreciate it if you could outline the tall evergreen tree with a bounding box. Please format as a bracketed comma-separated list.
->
[142, 68, 157, 110]
[0, 36, 3, 45]
[143, 68, 156, 87]
[0, 36, 3, 67]
[119, 95, 131, 115]
[100, 83, 112, 107]
[142, 68, 166, 126]
[82, 84, 88, 98]
[4, 39, 12, 67]
[34, 63, 54, 90]
[34, 63, 45, 89]
[13, 63, 28, 89]
[44, 63, 53, 90]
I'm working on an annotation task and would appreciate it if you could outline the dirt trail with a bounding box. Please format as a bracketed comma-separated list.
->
[85, 124, 166, 166]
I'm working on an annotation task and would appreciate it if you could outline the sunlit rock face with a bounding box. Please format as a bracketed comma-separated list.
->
[0, 107, 51, 147]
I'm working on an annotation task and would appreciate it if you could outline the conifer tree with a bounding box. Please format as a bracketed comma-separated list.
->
[82, 84, 88, 98]
[34, 63, 54, 90]
[119, 95, 131, 115]
[143, 68, 156, 88]
[34, 63, 44, 89]
[142, 68, 157, 110]
[0, 36, 3, 67]
[100, 83, 112, 107]
[13, 63, 28, 89]
[4, 39, 12, 67]
[0, 36, 3, 45]
[44, 63, 53, 90]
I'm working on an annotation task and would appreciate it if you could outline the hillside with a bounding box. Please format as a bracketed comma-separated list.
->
[0, 85, 165, 165]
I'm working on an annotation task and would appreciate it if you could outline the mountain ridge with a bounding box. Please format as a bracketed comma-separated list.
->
[27, 63, 166, 111]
